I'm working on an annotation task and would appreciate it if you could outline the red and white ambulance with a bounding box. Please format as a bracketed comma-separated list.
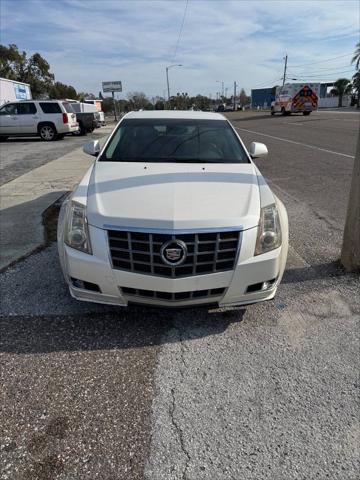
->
[271, 83, 320, 116]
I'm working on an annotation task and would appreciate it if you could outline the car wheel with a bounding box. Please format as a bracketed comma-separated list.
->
[271, 108, 275, 116]
[281, 107, 286, 116]
[0, 136, 8, 142]
[303, 111, 311, 116]
[39, 124, 56, 141]
[73, 123, 86, 136]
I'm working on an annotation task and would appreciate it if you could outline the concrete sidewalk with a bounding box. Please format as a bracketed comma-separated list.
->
[0, 128, 112, 270]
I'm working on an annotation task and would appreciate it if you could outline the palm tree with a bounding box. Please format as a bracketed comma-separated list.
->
[351, 42, 360, 70]
[352, 71, 360, 108]
[331, 78, 352, 107]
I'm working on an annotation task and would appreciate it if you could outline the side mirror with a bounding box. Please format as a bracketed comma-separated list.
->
[83, 140, 100, 157]
[249, 142, 268, 159]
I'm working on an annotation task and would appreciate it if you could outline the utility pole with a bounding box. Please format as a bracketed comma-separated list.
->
[233, 81, 237, 111]
[112, 91, 117, 121]
[341, 129, 360, 271]
[282, 54, 288, 87]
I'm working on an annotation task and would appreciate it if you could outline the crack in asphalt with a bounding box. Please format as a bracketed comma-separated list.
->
[169, 387, 191, 480]
[169, 319, 192, 480]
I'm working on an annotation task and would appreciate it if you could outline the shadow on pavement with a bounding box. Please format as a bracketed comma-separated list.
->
[0, 191, 68, 271]
[282, 260, 348, 284]
[228, 113, 304, 122]
[0, 307, 246, 355]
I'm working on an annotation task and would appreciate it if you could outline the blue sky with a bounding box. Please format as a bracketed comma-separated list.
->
[1, 0, 359, 99]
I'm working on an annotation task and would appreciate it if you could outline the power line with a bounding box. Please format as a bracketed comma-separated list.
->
[288, 69, 355, 80]
[172, 0, 189, 62]
[287, 67, 356, 77]
[251, 76, 282, 88]
[289, 52, 353, 69]
[290, 64, 352, 73]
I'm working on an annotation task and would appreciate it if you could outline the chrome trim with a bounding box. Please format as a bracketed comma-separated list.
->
[107, 229, 242, 279]
[103, 224, 244, 234]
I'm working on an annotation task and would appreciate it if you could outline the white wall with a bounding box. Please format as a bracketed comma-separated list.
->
[318, 95, 351, 108]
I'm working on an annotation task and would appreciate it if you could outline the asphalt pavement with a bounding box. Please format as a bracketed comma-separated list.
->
[1, 110, 359, 480]
[0, 127, 113, 187]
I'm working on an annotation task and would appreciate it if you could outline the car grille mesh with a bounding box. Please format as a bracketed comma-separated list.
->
[121, 286, 226, 302]
[108, 230, 241, 278]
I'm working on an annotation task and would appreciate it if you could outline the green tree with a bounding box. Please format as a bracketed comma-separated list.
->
[127, 91, 152, 110]
[352, 71, 360, 108]
[77, 92, 96, 101]
[49, 81, 77, 99]
[239, 88, 249, 106]
[351, 41, 360, 70]
[0, 44, 23, 79]
[331, 78, 352, 107]
[0, 44, 54, 97]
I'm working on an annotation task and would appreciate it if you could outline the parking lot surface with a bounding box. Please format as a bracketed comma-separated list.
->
[0, 127, 113, 186]
[1, 110, 359, 479]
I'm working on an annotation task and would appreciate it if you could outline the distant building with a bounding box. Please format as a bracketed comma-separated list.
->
[251, 88, 275, 108]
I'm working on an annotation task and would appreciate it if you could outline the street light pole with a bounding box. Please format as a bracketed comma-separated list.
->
[166, 64, 182, 109]
[216, 80, 224, 99]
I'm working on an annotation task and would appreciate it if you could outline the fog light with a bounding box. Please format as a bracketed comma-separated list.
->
[71, 277, 85, 289]
[71, 277, 101, 292]
[246, 278, 277, 293]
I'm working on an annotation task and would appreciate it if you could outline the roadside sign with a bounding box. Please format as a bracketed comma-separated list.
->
[102, 81, 122, 92]
[14, 84, 28, 100]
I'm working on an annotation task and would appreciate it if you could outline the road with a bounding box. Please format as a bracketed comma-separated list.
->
[1, 110, 359, 480]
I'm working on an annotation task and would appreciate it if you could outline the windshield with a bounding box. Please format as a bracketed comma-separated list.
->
[100, 119, 249, 163]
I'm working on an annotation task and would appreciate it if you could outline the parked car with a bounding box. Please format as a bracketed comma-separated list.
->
[0, 100, 78, 141]
[66, 101, 98, 136]
[57, 111, 288, 308]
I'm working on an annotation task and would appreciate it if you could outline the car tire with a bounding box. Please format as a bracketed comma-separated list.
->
[281, 107, 286, 116]
[303, 111, 311, 116]
[271, 108, 275, 116]
[0, 136, 8, 142]
[57, 134, 65, 140]
[39, 123, 57, 141]
[73, 122, 86, 136]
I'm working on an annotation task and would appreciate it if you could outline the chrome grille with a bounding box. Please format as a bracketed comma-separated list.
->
[108, 230, 241, 278]
[121, 287, 226, 302]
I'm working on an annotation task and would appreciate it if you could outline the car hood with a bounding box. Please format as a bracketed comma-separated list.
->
[86, 162, 261, 231]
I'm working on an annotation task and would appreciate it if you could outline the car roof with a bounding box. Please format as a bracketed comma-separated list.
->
[124, 110, 226, 121]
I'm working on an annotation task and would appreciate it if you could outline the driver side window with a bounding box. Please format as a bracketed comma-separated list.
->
[0, 104, 18, 115]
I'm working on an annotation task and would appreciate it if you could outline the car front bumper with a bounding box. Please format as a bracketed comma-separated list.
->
[58, 224, 287, 308]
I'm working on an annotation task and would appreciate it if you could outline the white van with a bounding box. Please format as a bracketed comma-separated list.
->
[0, 100, 79, 141]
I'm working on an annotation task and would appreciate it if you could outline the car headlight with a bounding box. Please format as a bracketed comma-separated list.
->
[255, 203, 282, 255]
[64, 201, 92, 254]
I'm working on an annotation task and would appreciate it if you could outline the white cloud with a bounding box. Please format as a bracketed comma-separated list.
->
[1, 0, 359, 97]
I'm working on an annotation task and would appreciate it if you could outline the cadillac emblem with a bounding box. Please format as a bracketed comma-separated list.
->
[160, 239, 188, 266]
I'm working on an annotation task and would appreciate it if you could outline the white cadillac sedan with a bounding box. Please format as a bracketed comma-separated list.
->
[58, 111, 288, 308]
